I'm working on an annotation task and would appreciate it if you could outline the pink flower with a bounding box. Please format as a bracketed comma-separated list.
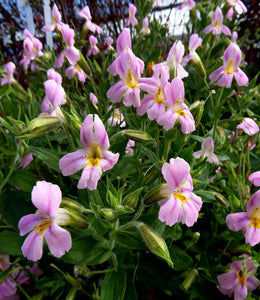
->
[249, 172, 260, 187]
[59, 114, 119, 190]
[209, 43, 249, 88]
[159, 157, 202, 227]
[203, 7, 231, 36]
[107, 50, 158, 108]
[90, 92, 98, 105]
[108, 108, 126, 127]
[126, 140, 135, 155]
[125, 3, 138, 27]
[0, 253, 18, 299]
[18, 181, 72, 261]
[217, 259, 259, 300]
[137, 66, 168, 122]
[79, 5, 102, 34]
[237, 118, 259, 136]
[107, 28, 144, 76]
[42, 3, 63, 32]
[104, 36, 114, 54]
[178, 0, 196, 10]
[184, 34, 202, 64]
[226, 0, 247, 21]
[153, 40, 188, 79]
[157, 77, 195, 133]
[1, 62, 15, 85]
[55, 25, 80, 68]
[87, 35, 99, 56]
[47, 68, 62, 85]
[193, 137, 219, 165]
[18, 152, 33, 169]
[140, 17, 150, 35]
[65, 64, 87, 82]
[226, 190, 260, 246]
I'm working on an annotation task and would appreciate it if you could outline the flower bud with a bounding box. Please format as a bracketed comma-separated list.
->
[122, 130, 154, 143]
[217, 126, 226, 145]
[61, 198, 85, 212]
[98, 208, 114, 220]
[190, 52, 206, 78]
[143, 170, 158, 185]
[139, 223, 173, 268]
[190, 100, 205, 126]
[182, 269, 198, 291]
[77, 51, 91, 75]
[143, 184, 171, 206]
[18, 117, 61, 138]
[123, 187, 143, 208]
[114, 205, 134, 214]
[55, 208, 89, 229]
[215, 193, 229, 207]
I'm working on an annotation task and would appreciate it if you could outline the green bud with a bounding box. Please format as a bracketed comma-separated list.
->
[56, 208, 89, 229]
[123, 187, 143, 208]
[114, 205, 134, 214]
[182, 269, 198, 291]
[122, 130, 154, 143]
[190, 100, 205, 126]
[215, 193, 229, 207]
[74, 265, 90, 278]
[18, 117, 61, 138]
[217, 126, 226, 145]
[139, 223, 173, 268]
[230, 245, 252, 256]
[107, 190, 119, 208]
[98, 208, 114, 220]
[77, 51, 91, 75]
[143, 183, 171, 206]
[143, 170, 158, 185]
[11, 80, 27, 97]
[65, 287, 78, 300]
[61, 198, 85, 212]
[190, 52, 206, 78]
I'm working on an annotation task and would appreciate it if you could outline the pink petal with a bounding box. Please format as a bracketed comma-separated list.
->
[123, 88, 141, 107]
[218, 73, 233, 88]
[31, 181, 62, 218]
[247, 190, 260, 214]
[59, 149, 87, 176]
[234, 69, 249, 86]
[164, 78, 184, 106]
[65, 66, 77, 79]
[100, 151, 119, 172]
[209, 67, 224, 83]
[44, 223, 71, 258]
[21, 231, 43, 262]
[217, 271, 237, 289]
[249, 172, 260, 187]
[159, 195, 182, 226]
[226, 212, 250, 231]
[247, 276, 260, 293]
[78, 165, 102, 190]
[116, 28, 132, 54]
[107, 81, 126, 103]
[244, 226, 260, 246]
[189, 34, 202, 51]
[18, 214, 41, 236]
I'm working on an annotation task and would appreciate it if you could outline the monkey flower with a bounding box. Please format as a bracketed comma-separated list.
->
[18, 181, 72, 261]
[59, 114, 119, 190]
[209, 43, 248, 88]
[79, 5, 102, 34]
[65, 64, 87, 82]
[90, 92, 98, 105]
[226, 190, 260, 246]
[42, 3, 63, 32]
[178, 0, 196, 10]
[193, 137, 220, 165]
[226, 0, 247, 21]
[47, 68, 62, 85]
[140, 17, 150, 35]
[125, 3, 138, 27]
[159, 157, 202, 227]
[87, 35, 99, 56]
[217, 258, 259, 300]
[1, 62, 15, 85]
[203, 7, 231, 36]
[249, 172, 260, 187]
[237, 118, 259, 136]
[108, 108, 126, 127]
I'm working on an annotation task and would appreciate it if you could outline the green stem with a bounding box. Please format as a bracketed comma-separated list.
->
[88, 268, 116, 277]
[0, 160, 16, 192]
[132, 203, 144, 222]
[213, 87, 224, 140]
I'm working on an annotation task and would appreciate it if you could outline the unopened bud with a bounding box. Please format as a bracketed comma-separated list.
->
[107, 190, 119, 208]
[215, 193, 229, 207]
[143, 170, 158, 185]
[56, 208, 89, 229]
[190, 100, 205, 126]
[217, 126, 226, 145]
[123, 187, 143, 208]
[77, 51, 91, 75]
[123, 130, 154, 143]
[139, 224, 173, 268]
[143, 184, 171, 206]
[182, 269, 198, 291]
[190, 52, 206, 78]
[61, 198, 85, 212]
[114, 205, 134, 214]
[231, 245, 252, 256]
[98, 208, 114, 220]
[18, 117, 61, 138]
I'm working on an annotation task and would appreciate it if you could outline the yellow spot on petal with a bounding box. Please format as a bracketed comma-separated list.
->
[125, 69, 139, 89]
[154, 86, 165, 104]
[237, 270, 247, 286]
[87, 157, 100, 167]
[225, 59, 236, 74]
[250, 207, 260, 229]
[213, 19, 221, 29]
[174, 193, 188, 204]
[34, 220, 52, 235]
[75, 63, 83, 72]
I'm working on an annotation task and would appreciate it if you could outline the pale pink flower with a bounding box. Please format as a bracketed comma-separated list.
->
[157, 77, 195, 133]
[126, 140, 135, 155]
[178, 0, 196, 10]
[1, 62, 16, 85]
[108, 108, 126, 127]
[226, 190, 260, 246]
[47, 68, 62, 85]
[104, 36, 114, 54]
[226, 0, 247, 21]
[65, 64, 87, 82]
[159, 157, 202, 227]
[217, 259, 259, 300]
[79, 5, 102, 34]
[0, 253, 18, 299]
[184, 34, 202, 64]
[42, 3, 63, 32]
[55, 24, 80, 68]
[18, 181, 72, 261]
[203, 7, 231, 36]
[125, 3, 138, 27]
[237, 118, 259, 136]
[87, 35, 99, 56]
[249, 172, 260, 187]
[59, 114, 119, 190]
[107, 50, 158, 108]
[18, 152, 33, 169]
[90, 92, 98, 105]
[209, 43, 248, 88]
[140, 17, 150, 35]
[193, 137, 219, 165]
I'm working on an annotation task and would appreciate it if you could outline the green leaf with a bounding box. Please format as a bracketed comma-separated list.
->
[170, 245, 194, 271]
[112, 228, 146, 250]
[147, 48, 161, 62]
[0, 231, 23, 255]
[100, 269, 127, 300]
[62, 235, 112, 265]
[30, 146, 61, 172]
[9, 169, 36, 192]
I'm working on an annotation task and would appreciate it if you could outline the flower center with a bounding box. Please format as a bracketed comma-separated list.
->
[154, 86, 165, 104]
[125, 69, 139, 89]
[237, 270, 247, 286]
[174, 193, 188, 204]
[214, 19, 221, 29]
[225, 59, 236, 74]
[87, 157, 100, 167]
[75, 64, 83, 72]
[250, 207, 260, 229]
[34, 220, 52, 235]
